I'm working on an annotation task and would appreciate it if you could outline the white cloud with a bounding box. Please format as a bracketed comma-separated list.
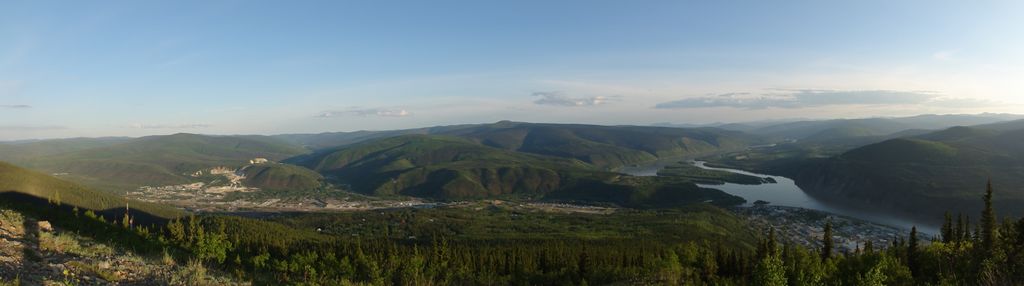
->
[126, 123, 212, 129]
[0, 125, 66, 131]
[925, 97, 1004, 108]
[316, 108, 411, 118]
[532, 91, 616, 107]
[656, 89, 940, 109]
[0, 104, 30, 109]
[932, 50, 958, 61]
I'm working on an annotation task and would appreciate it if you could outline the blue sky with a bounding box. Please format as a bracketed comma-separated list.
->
[1, 0, 1023, 140]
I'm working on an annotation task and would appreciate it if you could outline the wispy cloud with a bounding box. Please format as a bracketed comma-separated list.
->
[0, 104, 31, 109]
[932, 50, 958, 61]
[655, 90, 941, 109]
[924, 97, 1003, 108]
[0, 125, 66, 131]
[127, 123, 212, 129]
[316, 108, 411, 118]
[532, 91, 616, 107]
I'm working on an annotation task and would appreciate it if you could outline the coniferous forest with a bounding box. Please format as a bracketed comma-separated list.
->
[3, 181, 1021, 285]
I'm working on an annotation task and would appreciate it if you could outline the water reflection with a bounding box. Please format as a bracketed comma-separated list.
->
[620, 160, 939, 234]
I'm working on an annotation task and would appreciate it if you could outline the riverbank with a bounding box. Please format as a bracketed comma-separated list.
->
[620, 158, 940, 234]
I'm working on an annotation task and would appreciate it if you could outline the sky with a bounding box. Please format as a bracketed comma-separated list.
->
[1, 0, 1023, 140]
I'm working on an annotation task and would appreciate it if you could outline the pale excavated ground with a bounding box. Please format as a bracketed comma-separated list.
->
[0, 208, 245, 286]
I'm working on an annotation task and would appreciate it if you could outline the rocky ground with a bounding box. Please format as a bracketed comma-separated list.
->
[0, 208, 245, 286]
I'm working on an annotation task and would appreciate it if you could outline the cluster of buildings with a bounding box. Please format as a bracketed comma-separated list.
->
[738, 206, 915, 253]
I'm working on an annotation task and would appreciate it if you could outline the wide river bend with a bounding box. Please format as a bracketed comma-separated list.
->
[619, 160, 939, 233]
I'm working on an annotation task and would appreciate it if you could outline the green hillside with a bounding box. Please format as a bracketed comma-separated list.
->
[3, 123, 758, 195]
[0, 161, 181, 219]
[280, 121, 762, 169]
[297, 134, 591, 198]
[240, 163, 324, 191]
[802, 126, 881, 142]
[0, 137, 131, 163]
[840, 138, 960, 164]
[445, 122, 760, 169]
[787, 125, 1024, 220]
[21, 133, 308, 190]
[273, 124, 479, 150]
[295, 134, 744, 206]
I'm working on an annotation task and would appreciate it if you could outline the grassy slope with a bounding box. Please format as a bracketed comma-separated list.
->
[0, 161, 181, 219]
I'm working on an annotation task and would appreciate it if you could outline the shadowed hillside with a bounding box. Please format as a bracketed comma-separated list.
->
[0, 161, 181, 220]
[787, 123, 1024, 220]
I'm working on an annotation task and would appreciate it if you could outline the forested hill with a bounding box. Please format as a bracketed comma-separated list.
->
[788, 121, 1024, 219]
[441, 121, 761, 169]
[283, 121, 764, 169]
[717, 113, 1024, 142]
[0, 137, 131, 163]
[0, 161, 181, 220]
[292, 134, 745, 206]
[239, 162, 325, 191]
[15, 133, 308, 190]
[2, 122, 761, 195]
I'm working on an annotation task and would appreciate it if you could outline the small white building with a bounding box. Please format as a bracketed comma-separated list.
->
[250, 158, 269, 164]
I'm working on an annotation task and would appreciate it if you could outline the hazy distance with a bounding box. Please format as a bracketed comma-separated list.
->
[2, 1, 1023, 140]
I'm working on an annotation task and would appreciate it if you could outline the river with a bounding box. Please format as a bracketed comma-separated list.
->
[619, 159, 939, 234]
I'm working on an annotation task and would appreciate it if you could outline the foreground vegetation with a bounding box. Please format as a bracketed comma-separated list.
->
[3, 179, 1022, 285]
[4, 150, 1024, 285]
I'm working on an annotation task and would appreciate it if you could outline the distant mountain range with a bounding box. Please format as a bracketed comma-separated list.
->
[0, 121, 759, 206]
[658, 113, 1024, 142]
[5, 114, 1024, 215]
[277, 121, 761, 169]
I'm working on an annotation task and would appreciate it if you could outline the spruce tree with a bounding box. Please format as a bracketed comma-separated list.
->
[753, 241, 785, 286]
[956, 213, 965, 243]
[908, 226, 919, 275]
[982, 180, 997, 252]
[822, 219, 833, 262]
[965, 215, 972, 242]
[942, 212, 954, 243]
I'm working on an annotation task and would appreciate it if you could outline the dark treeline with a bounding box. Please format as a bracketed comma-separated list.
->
[13, 180, 1024, 285]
